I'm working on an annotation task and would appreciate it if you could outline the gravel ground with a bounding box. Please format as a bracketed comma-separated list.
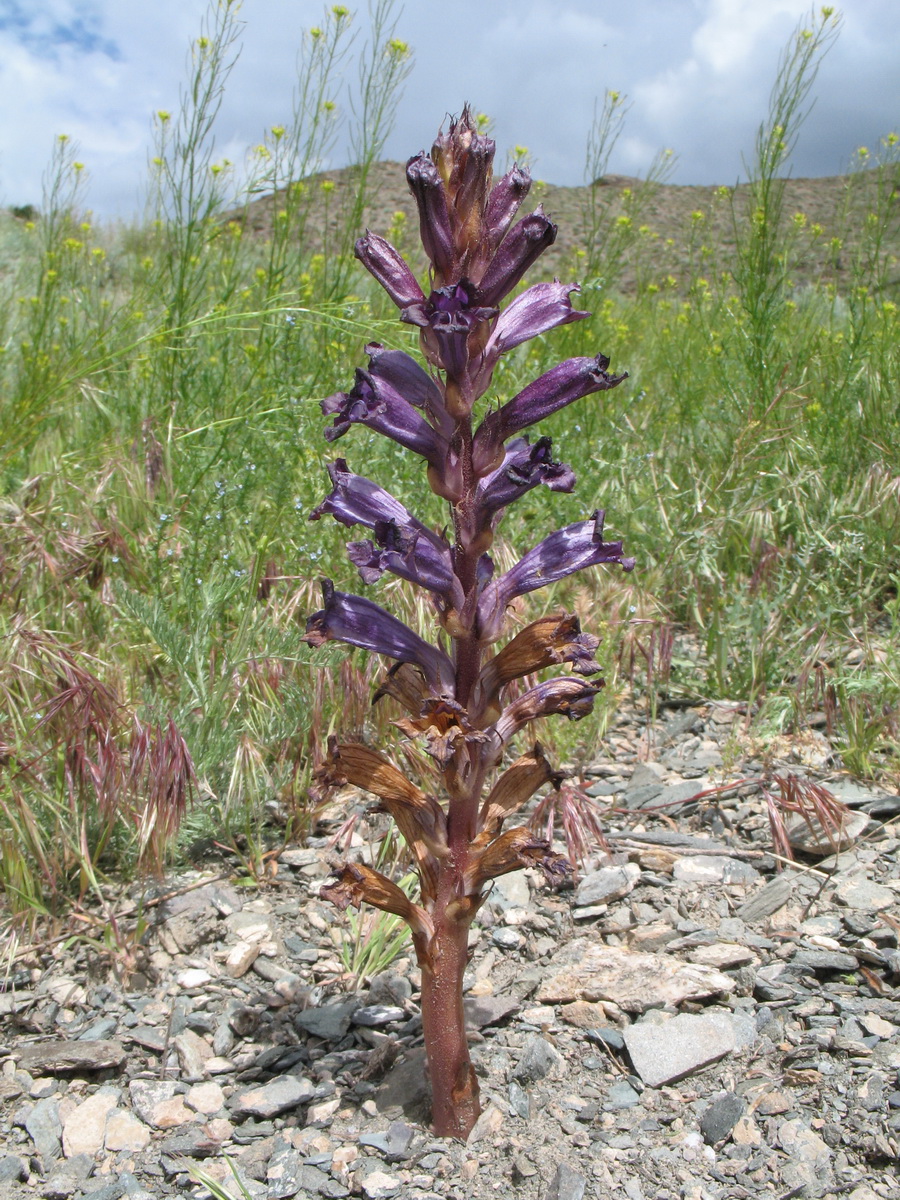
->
[1, 701, 899, 1200]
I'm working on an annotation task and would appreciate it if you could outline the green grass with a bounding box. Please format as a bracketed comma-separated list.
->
[0, 3, 898, 925]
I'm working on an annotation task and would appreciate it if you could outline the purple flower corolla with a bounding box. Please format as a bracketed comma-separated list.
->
[403, 281, 497, 381]
[474, 437, 574, 528]
[433, 124, 495, 256]
[303, 580, 455, 695]
[347, 522, 461, 602]
[485, 282, 589, 357]
[477, 511, 635, 640]
[472, 354, 628, 476]
[476, 207, 558, 306]
[468, 281, 590, 398]
[482, 164, 531, 255]
[309, 458, 416, 529]
[364, 343, 455, 439]
[493, 676, 603, 744]
[407, 153, 455, 282]
[322, 352, 448, 467]
[309, 462, 458, 600]
[354, 232, 425, 310]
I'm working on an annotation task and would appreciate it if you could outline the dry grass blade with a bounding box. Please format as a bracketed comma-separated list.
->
[760, 773, 856, 866]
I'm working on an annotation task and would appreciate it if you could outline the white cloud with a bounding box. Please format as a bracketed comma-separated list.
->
[0, 0, 897, 216]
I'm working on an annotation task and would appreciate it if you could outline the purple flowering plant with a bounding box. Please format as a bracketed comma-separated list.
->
[303, 107, 633, 1138]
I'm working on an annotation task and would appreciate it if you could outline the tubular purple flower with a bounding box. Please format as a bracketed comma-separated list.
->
[474, 437, 575, 528]
[302, 580, 455, 695]
[407, 153, 455, 281]
[477, 511, 635, 640]
[364, 343, 455, 439]
[322, 366, 446, 466]
[472, 354, 628, 476]
[486, 281, 590, 357]
[403, 281, 497, 381]
[346, 520, 460, 601]
[493, 676, 603, 744]
[469, 281, 591, 398]
[476, 207, 557, 306]
[310, 459, 417, 529]
[483, 164, 532, 251]
[355, 232, 426, 309]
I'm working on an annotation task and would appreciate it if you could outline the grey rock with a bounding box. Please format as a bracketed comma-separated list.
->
[785, 809, 869, 854]
[624, 784, 665, 810]
[295, 1002, 359, 1041]
[367, 972, 413, 1006]
[173, 1028, 211, 1081]
[700, 1091, 745, 1144]
[464, 992, 519, 1029]
[586, 1026, 625, 1051]
[25, 1096, 63, 1160]
[77, 1017, 118, 1041]
[486, 870, 531, 910]
[512, 1034, 562, 1083]
[360, 1170, 401, 1200]
[792, 949, 858, 973]
[42, 1153, 94, 1200]
[738, 873, 798, 922]
[278, 847, 320, 867]
[375, 1049, 431, 1122]
[231, 1075, 315, 1119]
[778, 1119, 833, 1198]
[536, 938, 733, 1011]
[585, 779, 623, 797]
[673, 855, 760, 885]
[508, 1080, 530, 1118]
[657, 780, 706, 811]
[79, 1185, 124, 1200]
[158, 907, 220, 954]
[352, 1005, 406, 1027]
[359, 1121, 414, 1161]
[157, 1128, 222, 1158]
[574, 862, 640, 907]
[833, 874, 896, 911]
[15, 1039, 126, 1075]
[128, 1025, 167, 1053]
[624, 1012, 735, 1086]
[857, 1072, 884, 1112]
[754, 962, 800, 1002]
[607, 1081, 642, 1110]
[127, 1080, 178, 1126]
[543, 1161, 587, 1200]
[829, 780, 900, 817]
[267, 1137, 336, 1199]
[491, 927, 523, 949]
[0, 1155, 28, 1183]
[627, 762, 666, 792]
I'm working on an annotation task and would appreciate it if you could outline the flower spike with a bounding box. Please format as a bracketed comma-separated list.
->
[304, 106, 632, 1141]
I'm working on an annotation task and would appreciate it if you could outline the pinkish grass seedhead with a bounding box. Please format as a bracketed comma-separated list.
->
[303, 106, 632, 1138]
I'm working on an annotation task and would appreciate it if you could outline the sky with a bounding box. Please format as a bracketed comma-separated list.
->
[1, 0, 898, 221]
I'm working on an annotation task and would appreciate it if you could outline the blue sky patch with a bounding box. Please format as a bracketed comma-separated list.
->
[0, 2, 121, 61]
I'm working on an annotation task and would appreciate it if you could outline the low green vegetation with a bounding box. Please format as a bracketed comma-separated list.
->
[0, 3, 897, 930]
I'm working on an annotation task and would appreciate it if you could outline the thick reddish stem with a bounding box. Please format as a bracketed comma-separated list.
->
[419, 890, 479, 1137]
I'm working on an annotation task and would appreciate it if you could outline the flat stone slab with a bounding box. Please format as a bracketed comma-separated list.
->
[14, 1039, 126, 1075]
[833, 874, 896, 911]
[230, 1075, 315, 1119]
[574, 863, 640, 907]
[623, 1012, 736, 1086]
[535, 938, 733, 1012]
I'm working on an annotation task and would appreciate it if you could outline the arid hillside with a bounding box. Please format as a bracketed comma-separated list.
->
[228, 160, 900, 295]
